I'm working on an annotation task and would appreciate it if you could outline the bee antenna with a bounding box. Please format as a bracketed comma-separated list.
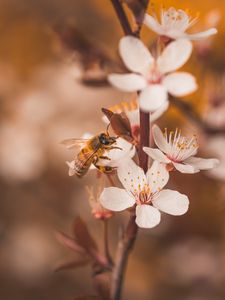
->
[106, 122, 111, 135]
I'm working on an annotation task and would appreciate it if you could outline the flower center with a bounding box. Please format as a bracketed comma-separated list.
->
[134, 184, 152, 205]
[164, 128, 198, 162]
[147, 64, 163, 84]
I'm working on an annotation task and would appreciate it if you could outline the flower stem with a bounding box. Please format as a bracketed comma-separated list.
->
[110, 0, 133, 36]
[103, 219, 113, 266]
[138, 111, 150, 172]
[109, 1, 150, 299]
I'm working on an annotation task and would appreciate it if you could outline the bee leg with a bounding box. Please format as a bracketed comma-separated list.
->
[94, 164, 116, 173]
[99, 156, 111, 160]
[108, 146, 122, 150]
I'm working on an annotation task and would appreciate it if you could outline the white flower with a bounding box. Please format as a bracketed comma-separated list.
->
[143, 125, 219, 174]
[144, 7, 217, 41]
[100, 159, 189, 229]
[66, 134, 135, 176]
[108, 36, 197, 112]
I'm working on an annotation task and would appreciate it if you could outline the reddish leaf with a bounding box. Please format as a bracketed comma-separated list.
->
[102, 108, 134, 143]
[54, 258, 90, 272]
[73, 217, 98, 252]
[55, 231, 86, 254]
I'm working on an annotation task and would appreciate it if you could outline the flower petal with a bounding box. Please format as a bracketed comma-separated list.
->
[66, 160, 76, 176]
[182, 28, 217, 40]
[184, 156, 220, 170]
[98, 138, 135, 167]
[152, 124, 170, 153]
[163, 72, 197, 97]
[157, 39, 193, 74]
[143, 147, 170, 163]
[173, 162, 198, 174]
[108, 73, 146, 92]
[117, 158, 147, 194]
[100, 187, 135, 211]
[119, 36, 154, 74]
[135, 205, 161, 228]
[144, 14, 164, 36]
[151, 101, 169, 122]
[139, 84, 168, 112]
[146, 160, 169, 193]
[152, 189, 189, 216]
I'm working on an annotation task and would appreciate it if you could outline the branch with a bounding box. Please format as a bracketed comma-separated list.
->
[170, 96, 225, 135]
[109, 1, 151, 299]
[110, 214, 138, 300]
[110, 0, 133, 36]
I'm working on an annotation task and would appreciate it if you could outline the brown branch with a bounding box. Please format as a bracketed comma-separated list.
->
[170, 96, 225, 135]
[109, 2, 150, 299]
[110, 214, 138, 300]
[110, 0, 133, 36]
[103, 219, 114, 267]
[138, 111, 150, 172]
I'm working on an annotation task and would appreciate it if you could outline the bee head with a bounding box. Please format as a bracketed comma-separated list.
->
[99, 133, 117, 146]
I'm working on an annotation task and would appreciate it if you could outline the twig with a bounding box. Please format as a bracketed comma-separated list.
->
[110, 0, 133, 36]
[103, 219, 114, 266]
[111, 214, 138, 300]
[109, 2, 150, 299]
[138, 111, 150, 171]
[170, 96, 225, 135]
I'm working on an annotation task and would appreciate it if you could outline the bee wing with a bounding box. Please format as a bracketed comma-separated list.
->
[60, 139, 89, 150]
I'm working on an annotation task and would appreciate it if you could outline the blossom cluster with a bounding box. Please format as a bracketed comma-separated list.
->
[64, 7, 219, 229]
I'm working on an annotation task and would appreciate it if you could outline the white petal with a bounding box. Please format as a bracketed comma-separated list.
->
[100, 187, 135, 211]
[139, 85, 168, 112]
[157, 39, 193, 74]
[150, 101, 169, 122]
[108, 73, 146, 92]
[182, 28, 217, 40]
[117, 158, 147, 194]
[163, 72, 197, 97]
[135, 205, 161, 228]
[152, 189, 189, 216]
[146, 160, 169, 193]
[184, 156, 220, 170]
[144, 14, 164, 35]
[173, 162, 198, 174]
[119, 36, 154, 74]
[152, 124, 170, 153]
[66, 160, 76, 176]
[143, 147, 170, 163]
[100, 138, 135, 168]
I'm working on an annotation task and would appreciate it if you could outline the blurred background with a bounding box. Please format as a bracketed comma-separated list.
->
[0, 0, 225, 299]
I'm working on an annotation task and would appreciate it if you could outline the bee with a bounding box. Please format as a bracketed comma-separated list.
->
[61, 132, 121, 177]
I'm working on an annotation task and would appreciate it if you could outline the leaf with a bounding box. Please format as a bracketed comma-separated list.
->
[102, 108, 134, 143]
[54, 258, 90, 272]
[123, 0, 149, 30]
[73, 217, 98, 253]
[73, 218, 109, 268]
[55, 231, 86, 254]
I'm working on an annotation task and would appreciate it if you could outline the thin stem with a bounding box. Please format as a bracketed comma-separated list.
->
[110, 0, 133, 36]
[109, 1, 150, 299]
[103, 219, 113, 266]
[111, 214, 138, 300]
[138, 111, 150, 172]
